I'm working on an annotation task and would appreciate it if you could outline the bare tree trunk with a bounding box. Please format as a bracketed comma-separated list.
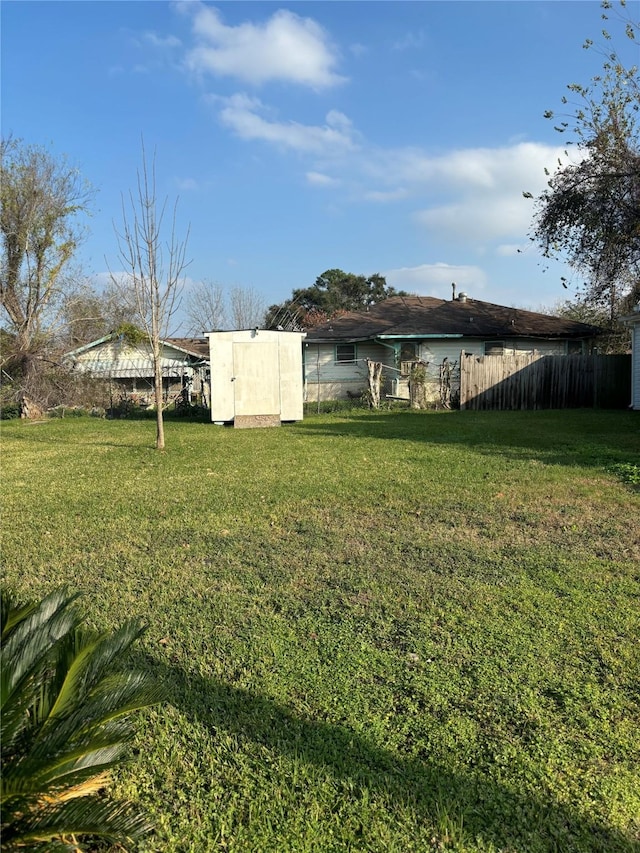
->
[366, 359, 383, 409]
[409, 362, 427, 409]
[153, 341, 165, 450]
[111, 141, 189, 451]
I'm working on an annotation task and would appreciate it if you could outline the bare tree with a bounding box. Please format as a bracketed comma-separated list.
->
[228, 284, 266, 329]
[111, 144, 190, 450]
[184, 279, 226, 334]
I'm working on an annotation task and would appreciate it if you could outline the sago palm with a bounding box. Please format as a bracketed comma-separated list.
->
[1, 586, 165, 851]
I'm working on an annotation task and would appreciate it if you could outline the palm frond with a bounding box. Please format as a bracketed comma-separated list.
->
[3, 795, 155, 850]
[0, 585, 165, 851]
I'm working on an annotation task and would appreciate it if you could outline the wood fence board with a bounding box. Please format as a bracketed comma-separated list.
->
[460, 354, 631, 410]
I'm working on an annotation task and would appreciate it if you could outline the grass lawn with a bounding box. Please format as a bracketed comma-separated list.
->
[1, 408, 639, 852]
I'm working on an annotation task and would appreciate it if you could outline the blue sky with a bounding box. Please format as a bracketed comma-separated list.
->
[3, 1, 636, 330]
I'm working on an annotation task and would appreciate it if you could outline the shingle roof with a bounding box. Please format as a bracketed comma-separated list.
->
[165, 338, 210, 358]
[304, 296, 602, 342]
[64, 336, 211, 360]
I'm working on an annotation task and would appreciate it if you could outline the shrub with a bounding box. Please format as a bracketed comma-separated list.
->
[47, 406, 90, 419]
[0, 402, 21, 420]
[0, 586, 165, 851]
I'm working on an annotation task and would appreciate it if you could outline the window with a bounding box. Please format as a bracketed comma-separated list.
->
[400, 342, 417, 361]
[336, 344, 356, 363]
[400, 342, 419, 375]
[567, 339, 583, 355]
[484, 341, 504, 356]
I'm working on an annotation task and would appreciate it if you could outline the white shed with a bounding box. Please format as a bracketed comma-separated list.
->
[206, 329, 306, 427]
[622, 307, 640, 410]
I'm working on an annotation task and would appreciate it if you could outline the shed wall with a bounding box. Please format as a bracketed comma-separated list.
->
[208, 330, 305, 423]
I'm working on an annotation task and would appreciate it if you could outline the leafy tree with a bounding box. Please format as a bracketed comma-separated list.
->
[527, 1, 640, 320]
[59, 281, 136, 349]
[267, 268, 406, 329]
[541, 296, 629, 353]
[0, 138, 93, 380]
[1, 586, 165, 851]
[111, 142, 190, 450]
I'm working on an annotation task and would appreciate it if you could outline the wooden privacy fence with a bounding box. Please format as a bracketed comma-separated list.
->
[460, 353, 631, 410]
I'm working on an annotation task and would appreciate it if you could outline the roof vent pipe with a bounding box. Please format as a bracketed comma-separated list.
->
[458, 292, 468, 303]
[451, 282, 456, 301]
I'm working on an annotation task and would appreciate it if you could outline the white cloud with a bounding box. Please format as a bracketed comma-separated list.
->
[176, 177, 199, 191]
[363, 188, 409, 202]
[366, 142, 566, 194]
[414, 193, 532, 243]
[306, 171, 340, 187]
[91, 270, 135, 293]
[212, 94, 358, 155]
[384, 263, 487, 295]
[179, 3, 345, 88]
[197, 63, 575, 251]
[144, 32, 182, 48]
[362, 141, 570, 244]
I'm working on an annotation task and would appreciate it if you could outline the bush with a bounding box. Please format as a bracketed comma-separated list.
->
[304, 398, 365, 415]
[0, 402, 21, 420]
[47, 405, 90, 419]
[1, 586, 166, 851]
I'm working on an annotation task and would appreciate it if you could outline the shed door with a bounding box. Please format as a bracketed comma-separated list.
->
[233, 341, 280, 416]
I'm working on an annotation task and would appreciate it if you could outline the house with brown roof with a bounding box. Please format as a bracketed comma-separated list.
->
[303, 293, 601, 404]
[63, 334, 210, 406]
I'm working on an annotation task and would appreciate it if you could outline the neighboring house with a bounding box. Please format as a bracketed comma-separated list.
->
[63, 335, 210, 405]
[621, 305, 640, 410]
[303, 294, 601, 403]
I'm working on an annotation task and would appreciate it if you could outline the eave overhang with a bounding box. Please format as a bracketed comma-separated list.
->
[376, 333, 464, 339]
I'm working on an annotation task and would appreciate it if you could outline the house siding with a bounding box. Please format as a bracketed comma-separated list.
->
[303, 342, 392, 401]
[66, 339, 208, 403]
[71, 340, 197, 377]
[304, 337, 582, 402]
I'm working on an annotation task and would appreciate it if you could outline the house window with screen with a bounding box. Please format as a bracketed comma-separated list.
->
[567, 339, 583, 355]
[336, 344, 356, 363]
[484, 341, 504, 356]
[400, 342, 417, 361]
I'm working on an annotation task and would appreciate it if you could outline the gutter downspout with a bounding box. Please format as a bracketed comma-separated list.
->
[374, 337, 401, 370]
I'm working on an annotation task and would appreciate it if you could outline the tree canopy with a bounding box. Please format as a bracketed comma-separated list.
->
[267, 268, 407, 329]
[527, 1, 640, 320]
[0, 138, 93, 378]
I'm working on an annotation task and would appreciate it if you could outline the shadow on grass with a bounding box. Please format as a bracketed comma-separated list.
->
[295, 409, 640, 484]
[140, 654, 637, 852]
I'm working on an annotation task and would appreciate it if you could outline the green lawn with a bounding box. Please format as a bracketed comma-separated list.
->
[1, 409, 639, 852]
